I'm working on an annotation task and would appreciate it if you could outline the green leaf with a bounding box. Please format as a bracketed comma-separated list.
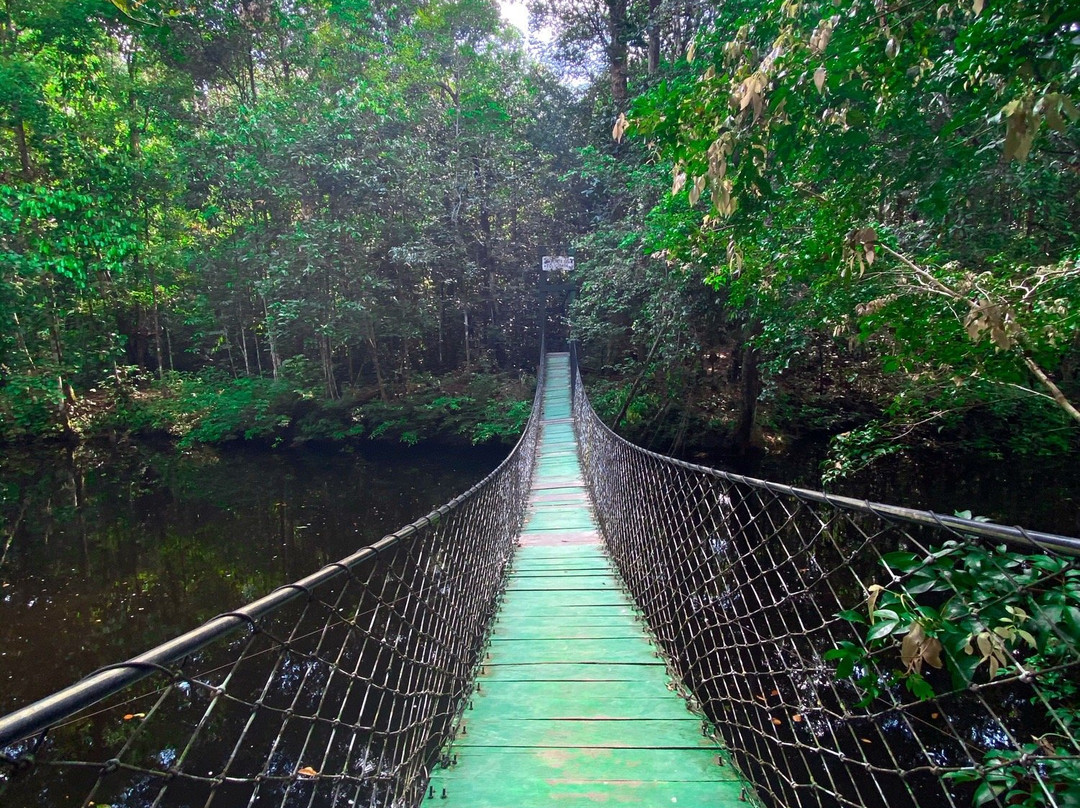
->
[838, 609, 867, 624]
[881, 551, 921, 572]
[867, 619, 900, 641]
[973, 780, 1005, 807]
[904, 672, 935, 701]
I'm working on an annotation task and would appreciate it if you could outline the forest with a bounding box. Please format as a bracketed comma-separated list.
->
[1, 0, 1078, 495]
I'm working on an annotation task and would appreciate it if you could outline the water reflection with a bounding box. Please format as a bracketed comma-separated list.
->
[0, 441, 505, 715]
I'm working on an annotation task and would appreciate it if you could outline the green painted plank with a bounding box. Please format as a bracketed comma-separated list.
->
[505, 576, 618, 591]
[454, 718, 708, 749]
[477, 680, 681, 702]
[503, 570, 617, 583]
[491, 616, 643, 634]
[522, 515, 596, 531]
[492, 604, 638, 619]
[487, 638, 659, 665]
[510, 557, 607, 567]
[505, 572, 616, 582]
[494, 609, 641, 623]
[482, 662, 668, 683]
[425, 777, 746, 807]
[509, 546, 604, 557]
[430, 747, 736, 784]
[511, 547, 606, 558]
[469, 691, 695, 721]
[490, 621, 645, 639]
[509, 567, 609, 575]
[509, 570, 609, 578]
[490, 627, 645, 642]
[498, 590, 629, 607]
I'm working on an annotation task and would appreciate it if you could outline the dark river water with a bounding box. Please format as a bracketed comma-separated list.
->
[712, 438, 1080, 539]
[0, 440, 506, 717]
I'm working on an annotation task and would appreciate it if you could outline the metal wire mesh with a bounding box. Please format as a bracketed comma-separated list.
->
[0, 369, 543, 808]
[571, 352, 1080, 808]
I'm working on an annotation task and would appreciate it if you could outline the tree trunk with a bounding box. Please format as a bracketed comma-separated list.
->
[247, 45, 257, 102]
[222, 323, 236, 377]
[13, 312, 34, 367]
[647, 0, 660, 74]
[606, 0, 629, 109]
[321, 334, 339, 399]
[148, 264, 164, 379]
[261, 293, 281, 378]
[253, 327, 263, 375]
[366, 319, 388, 403]
[49, 287, 64, 365]
[614, 321, 668, 428]
[164, 318, 174, 372]
[127, 46, 141, 156]
[1, 3, 32, 178]
[463, 308, 471, 368]
[734, 324, 762, 455]
[437, 290, 445, 369]
[239, 319, 251, 376]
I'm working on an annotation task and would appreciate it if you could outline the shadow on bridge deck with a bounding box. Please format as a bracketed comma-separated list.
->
[424, 353, 749, 806]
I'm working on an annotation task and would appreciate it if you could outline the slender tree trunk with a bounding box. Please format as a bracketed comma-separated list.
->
[734, 321, 762, 455]
[463, 308, 471, 368]
[1, 2, 32, 178]
[164, 318, 174, 371]
[239, 319, 251, 376]
[247, 45, 257, 102]
[49, 287, 64, 365]
[261, 293, 281, 378]
[647, 0, 660, 74]
[321, 334, 338, 399]
[253, 328, 263, 375]
[148, 264, 164, 379]
[127, 46, 141, 156]
[13, 312, 34, 367]
[607, 0, 629, 109]
[222, 323, 236, 377]
[366, 320, 388, 403]
[614, 321, 669, 428]
[437, 287, 445, 369]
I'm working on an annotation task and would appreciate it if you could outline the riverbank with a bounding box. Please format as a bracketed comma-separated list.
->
[0, 367, 535, 450]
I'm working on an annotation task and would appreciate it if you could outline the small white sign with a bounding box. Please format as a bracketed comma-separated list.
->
[542, 256, 575, 273]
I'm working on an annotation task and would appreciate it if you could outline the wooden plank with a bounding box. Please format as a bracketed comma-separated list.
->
[483, 662, 668, 683]
[434, 747, 738, 782]
[454, 718, 707, 750]
[425, 774, 746, 807]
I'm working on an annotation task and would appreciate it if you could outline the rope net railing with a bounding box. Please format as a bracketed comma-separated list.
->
[571, 352, 1080, 808]
[0, 364, 544, 808]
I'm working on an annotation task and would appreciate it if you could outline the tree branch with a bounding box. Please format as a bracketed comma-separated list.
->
[878, 243, 1080, 427]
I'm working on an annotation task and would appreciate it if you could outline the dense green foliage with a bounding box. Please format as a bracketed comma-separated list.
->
[0, 0, 576, 443]
[573, 0, 1080, 473]
[828, 532, 1080, 806]
[1, 0, 1077, 475]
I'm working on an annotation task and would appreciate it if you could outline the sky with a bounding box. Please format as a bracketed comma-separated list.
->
[499, 0, 530, 36]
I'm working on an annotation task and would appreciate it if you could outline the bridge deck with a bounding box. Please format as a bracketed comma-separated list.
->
[424, 353, 746, 806]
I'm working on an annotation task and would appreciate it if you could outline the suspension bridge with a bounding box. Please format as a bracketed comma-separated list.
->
[1, 347, 1078, 808]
